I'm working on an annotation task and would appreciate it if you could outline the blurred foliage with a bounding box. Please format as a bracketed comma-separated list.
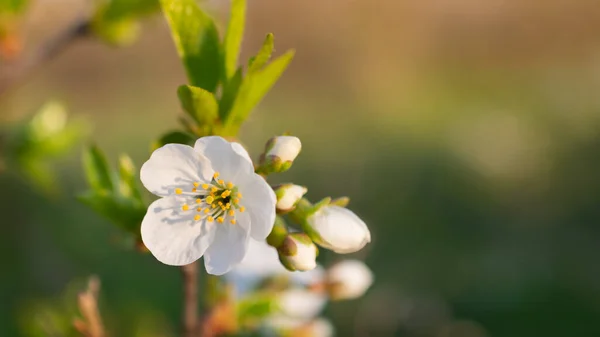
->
[91, 0, 160, 46]
[2, 101, 87, 194]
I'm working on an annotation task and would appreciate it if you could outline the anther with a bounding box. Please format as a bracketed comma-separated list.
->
[207, 216, 214, 222]
[196, 207, 202, 212]
[203, 209, 209, 214]
[217, 217, 224, 223]
[237, 192, 242, 198]
[228, 210, 235, 216]
[206, 196, 214, 204]
[230, 219, 236, 225]
[202, 183, 209, 189]
[182, 204, 189, 211]
[239, 206, 246, 212]
[194, 214, 201, 221]
[193, 182, 200, 188]
[213, 172, 220, 179]
[226, 182, 234, 189]
[175, 188, 183, 195]
[196, 198, 201, 204]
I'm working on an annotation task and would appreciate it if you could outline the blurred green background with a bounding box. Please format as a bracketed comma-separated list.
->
[2, 0, 600, 336]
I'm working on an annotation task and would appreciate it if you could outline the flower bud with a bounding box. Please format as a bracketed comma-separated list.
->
[275, 184, 308, 213]
[260, 136, 301, 173]
[326, 260, 373, 300]
[296, 319, 334, 337]
[305, 205, 370, 254]
[278, 233, 318, 271]
[278, 288, 327, 319]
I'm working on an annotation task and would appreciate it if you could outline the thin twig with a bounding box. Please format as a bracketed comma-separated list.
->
[182, 262, 199, 337]
[0, 19, 90, 97]
[74, 276, 105, 337]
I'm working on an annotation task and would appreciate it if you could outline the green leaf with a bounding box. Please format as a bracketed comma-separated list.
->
[237, 293, 279, 324]
[160, 0, 221, 92]
[118, 154, 142, 201]
[218, 68, 242, 120]
[224, 50, 295, 128]
[82, 145, 114, 192]
[177, 85, 218, 125]
[222, 0, 245, 80]
[248, 33, 274, 73]
[152, 130, 196, 151]
[78, 191, 146, 233]
[101, 0, 160, 21]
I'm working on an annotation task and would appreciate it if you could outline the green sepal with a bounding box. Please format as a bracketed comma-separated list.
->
[330, 196, 350, 207]
[266, 216, 288, 248]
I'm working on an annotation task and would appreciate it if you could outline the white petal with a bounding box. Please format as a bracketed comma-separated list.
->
[140, 144, 213, 197]
[237, 174, 277, 240]
[141, 196, 217, 266]
[266, 136, 302, 162]
[203, 211, 251, 275]
[194, 136, 254, 181]
[326, 260, 373, 300]
[308, 206, 371, 254]
[279, 289, 327, 319]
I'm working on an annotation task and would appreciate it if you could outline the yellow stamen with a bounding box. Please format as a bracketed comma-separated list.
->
[206, 196, 214, 204]
[203, 209, 209, 214]
[237, 192, 242, 198]
[194, 214, 201, 221]
[226, 182, 234, 189]
[230, 219, 236, 225]
[239, 206, 245, 212]
[193, 182, 200, 188]
[228, 210, 235, 216]
[175, 188, 183, 195]
[213, 172, 220, 179]
[181, 204, 189, 211]
[226, 203, 231, 209]
[207, 216, 214, 222]
[196, 207, 202, 212]
[218, 179, 225, 185]
[211, 187, 218, 193]
[212, 204, 217, 209]
[217, 216, 224, 223]
[192, 187, 197, 192]
[196, 198, 202, 204]
[221, 190, 230, 198]
[233, 198, 240, 204]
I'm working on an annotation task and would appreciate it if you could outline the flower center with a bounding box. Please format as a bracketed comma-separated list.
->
[174, 172, 245, 224]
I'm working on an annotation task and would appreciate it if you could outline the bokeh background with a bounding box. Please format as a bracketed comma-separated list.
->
[2, 0, 600, 336]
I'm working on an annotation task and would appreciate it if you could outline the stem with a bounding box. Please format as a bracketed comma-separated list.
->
[0, 19, 90, 97]
[181, 263, 199, 337]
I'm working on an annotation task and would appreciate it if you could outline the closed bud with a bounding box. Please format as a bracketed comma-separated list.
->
[305, 205, 371, 254]
[260, 136, 301, 173]
[326, 260, 373, 300]
[278, 233, 318, 271]
[275, 184, 308, 213]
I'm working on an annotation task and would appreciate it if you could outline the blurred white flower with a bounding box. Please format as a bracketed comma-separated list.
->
[306, 205, 371, 253]
[326, 260, 373, 300]
[279, 233, 318, 271]
[279, 288, 327, 319]
[275, 184, 308, 212]
[139, 136, 276, 275]
[227, 240, 324, 295]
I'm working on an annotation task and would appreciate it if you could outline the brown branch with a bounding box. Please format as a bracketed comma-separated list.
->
[182, 262, 199, 337]
[74, 276, 105, 337]
[0, 19, 90, 98]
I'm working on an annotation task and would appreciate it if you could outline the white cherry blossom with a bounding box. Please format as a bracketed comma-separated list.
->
[139, 136, 276, 275]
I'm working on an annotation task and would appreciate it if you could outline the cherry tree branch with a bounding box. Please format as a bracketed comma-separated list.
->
[0, 19, 90, 97]
[181, 263, 199, 337]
